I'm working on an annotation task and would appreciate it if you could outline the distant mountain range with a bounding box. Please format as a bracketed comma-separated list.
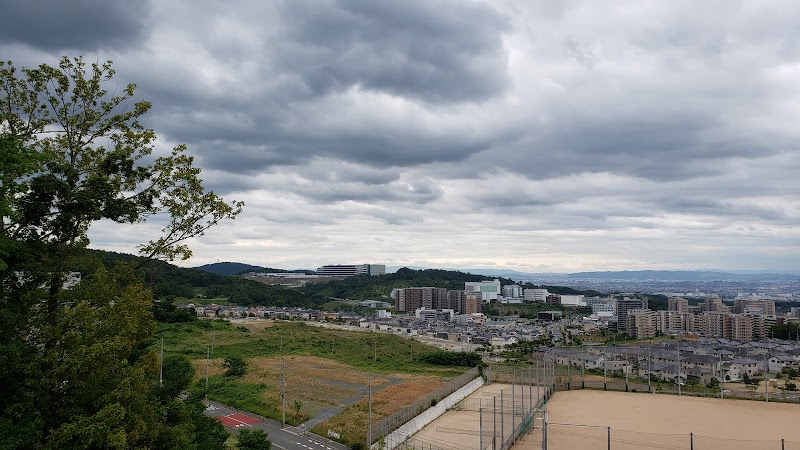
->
[200, 263, 799, 281]
[562, 270, 800, 281]
[455, 269, 799, 281]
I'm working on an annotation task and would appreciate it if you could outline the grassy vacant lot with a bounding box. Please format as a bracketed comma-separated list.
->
[156, 320, 470, 443]
[157, 320, 462, 375]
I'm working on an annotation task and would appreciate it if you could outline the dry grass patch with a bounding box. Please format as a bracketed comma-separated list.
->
[190, 358, 226, 378]
[235, 320, 276, 332]
[314, 375, 447, 445]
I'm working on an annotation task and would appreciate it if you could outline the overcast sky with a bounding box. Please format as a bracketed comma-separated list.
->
[2, 0, 798, 272]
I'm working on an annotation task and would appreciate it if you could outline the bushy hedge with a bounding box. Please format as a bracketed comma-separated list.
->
[419, 350, 482, 367]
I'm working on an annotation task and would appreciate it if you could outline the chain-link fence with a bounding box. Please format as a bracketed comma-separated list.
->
[370, 366, 481, 447]
[470, 351, 555, 450]
[538, 423, 800, 450]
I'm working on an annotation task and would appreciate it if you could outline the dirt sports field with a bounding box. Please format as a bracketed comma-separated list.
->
[515, 390, 800, 450]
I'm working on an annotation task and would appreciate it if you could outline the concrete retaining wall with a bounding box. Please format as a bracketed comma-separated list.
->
[378, 376, 485, 450]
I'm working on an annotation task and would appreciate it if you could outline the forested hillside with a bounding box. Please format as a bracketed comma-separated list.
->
[89, 250, 607, 308]
[300, 267, 516, 301]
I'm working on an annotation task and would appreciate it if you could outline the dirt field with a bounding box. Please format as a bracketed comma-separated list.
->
[515, 390, 800, 450]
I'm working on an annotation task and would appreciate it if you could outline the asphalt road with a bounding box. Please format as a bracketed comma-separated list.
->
[204, 399, 350, 450]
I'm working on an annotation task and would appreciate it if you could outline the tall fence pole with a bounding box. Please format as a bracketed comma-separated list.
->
[493, 397, 497, 450]
[512, 375, 517, 445]
[536, 358, 541, 403]
[624, 350, 629, 392]
[647, 344, 653, 394]
[567, 361, 571, 390]
[541, 411, 547, 450]
[500, 388, 505, 449]
[690, 432, 693, 450]
[582, 357, 585, 389]
[607, 427, 611, 450]
[529, 366, 533, 408]
[479, 403, 483, 450]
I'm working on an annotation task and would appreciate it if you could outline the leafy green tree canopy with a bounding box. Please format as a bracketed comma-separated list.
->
[237, 429, 272, 450]
[224, 356, 248, 377]
[0, 56, 239, 449]
[0, 56, 242, 267]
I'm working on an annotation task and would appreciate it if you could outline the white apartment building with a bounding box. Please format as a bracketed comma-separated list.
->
[592, 302, 615, 317]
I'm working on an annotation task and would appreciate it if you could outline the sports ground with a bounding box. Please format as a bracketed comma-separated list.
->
[515, 390, 800, 450]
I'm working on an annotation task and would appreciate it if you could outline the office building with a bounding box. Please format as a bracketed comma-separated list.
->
[524, 289, 548, 303]
[465, 279, 501, 302]
[502, 284, 522, 299]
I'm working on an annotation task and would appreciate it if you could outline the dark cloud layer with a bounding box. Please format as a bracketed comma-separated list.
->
[277, 0, 510, 103]
[0, 0, 151, 51]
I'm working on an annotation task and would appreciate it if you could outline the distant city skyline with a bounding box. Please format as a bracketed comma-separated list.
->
[3, 1, 798, 272]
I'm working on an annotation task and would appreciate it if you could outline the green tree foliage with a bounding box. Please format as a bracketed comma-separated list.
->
[771, 323, 800, 340]
[301, 268, 518, 302]
[155, 355, 197, 401]
[237, 429, 272, 450]
[224, 356, 248, 377]
[0, 57, 239, 448]
[293, 400, 303, 419]
[418, 350, 482, 367]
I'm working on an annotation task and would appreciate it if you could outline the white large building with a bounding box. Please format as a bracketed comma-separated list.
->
[465, 279, 501, 302]
[502, 284, 522, 299]
[524, 288, 548, 303]
[316, 264, 385, 276]
[559, 295, 586, 307]
[415, 308, 455, 322]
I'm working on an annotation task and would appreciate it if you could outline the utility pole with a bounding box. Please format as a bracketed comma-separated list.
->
[281, 359, 287, 427]
[211, 332, 215, 356]
[368, 379, 373, 447]
[159, 338, 164, 386]
[205, 345, 210, 390]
